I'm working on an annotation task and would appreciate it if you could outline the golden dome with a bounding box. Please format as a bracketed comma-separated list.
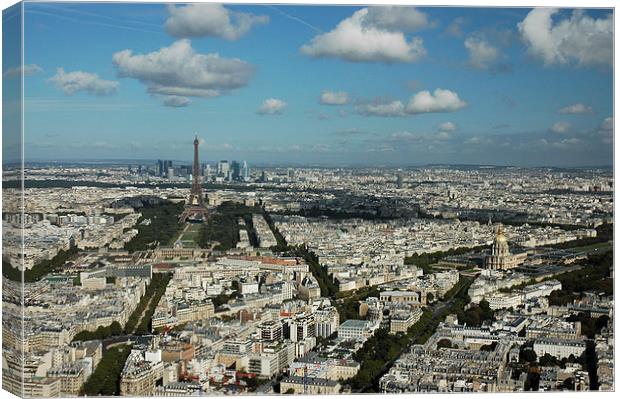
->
[492, 223, 510, 256]
[494, 224, 507, 243]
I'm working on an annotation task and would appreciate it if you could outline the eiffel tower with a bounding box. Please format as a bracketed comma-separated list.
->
[179, 135, 208, 223]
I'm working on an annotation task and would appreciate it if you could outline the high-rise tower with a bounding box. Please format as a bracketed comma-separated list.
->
[179, 135, 208, 223]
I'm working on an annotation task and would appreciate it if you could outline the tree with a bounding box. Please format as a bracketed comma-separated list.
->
[110, 321, 122, 336]
[539, 353, 559, 367]
[3, 247, 79, 283]
[81, 345, 131, 396]
[525, 368, 540, 391]
[520, 346, 537, 364]
[561, 378, 575, 390]
[480, 342, 498, 351]
[457, 299, 494, 327]
[437, 338, 453, 349]
[595, 315, 610, 332]
[198, 202, 262, 250]
[124, 202, 184, 252]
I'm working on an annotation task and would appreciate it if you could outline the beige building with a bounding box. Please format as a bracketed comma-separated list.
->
[281, 376, 341, 394]
[297, 275, 321, 301]
[380, 290, 425, 305]
[390, 308, 423, 334]
[3, 373, 62, 398]
[120, 351, 163, 396]
[329, 360, 360, 381]
[47, 364, 88, 396]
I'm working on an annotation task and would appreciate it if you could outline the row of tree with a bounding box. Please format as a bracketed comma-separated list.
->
[545, 223, 612, 250]
[72, 321, 123, 342]
[549, 250, 613, 306]
[272, 206, 392, 221]
[403, 245, 487, 274]
[346, 276, 474, 392]
[262, 210, 290, 252]
[134, 273, 172, 335]
[281, 245, 339, 298]
[3, 246, 79, 283]
[80, 345, 131, 396]
[3, 179, 282, 192]
[124, 273, 171, 335]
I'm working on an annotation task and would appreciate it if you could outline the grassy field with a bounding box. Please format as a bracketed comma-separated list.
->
[170, 223, 203, 248]
[566, 241, 613, 253]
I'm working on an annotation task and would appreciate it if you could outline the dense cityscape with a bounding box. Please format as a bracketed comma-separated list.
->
[1, 137, 614, 395]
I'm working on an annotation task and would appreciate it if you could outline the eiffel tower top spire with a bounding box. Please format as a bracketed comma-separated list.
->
[192, 135, 202, 190]
[180, 135, 208, 223]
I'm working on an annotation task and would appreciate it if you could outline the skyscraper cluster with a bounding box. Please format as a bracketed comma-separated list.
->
[157, 160, 173, 178]
[213, 160, 250, 182]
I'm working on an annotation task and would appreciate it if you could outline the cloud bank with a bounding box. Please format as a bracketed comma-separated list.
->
[518, 9, 612, 67]
[320, 90, 350, 105]
[48, 68, 118, 96]
[112, 40, 254, 105]
[301, 7, 428, 63]
[165, 4, 269, 40]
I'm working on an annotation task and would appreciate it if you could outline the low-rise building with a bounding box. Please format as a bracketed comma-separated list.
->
[280, 375, 341, 394]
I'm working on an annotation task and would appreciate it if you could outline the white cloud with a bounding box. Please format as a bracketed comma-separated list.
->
[390, 131, 418, 140]
[257, 98, 287, 115]
[551, 137, 582, 149]
[518, 9, 612, 67]
[388, 123, 458, 143]
[333, 128, 366, 136]
[439, 122, 457, 132]
[444, 17, 466, 37]
[162, 95, 190, 107]
[300, 8, 426, 63]
[3, 64, 43, 78]
[364, 6, 432, 32]
[558, 102, 593, 114]
[406, 89, 467, 114]
[464, 36, 499, 69]
[113, 40, 253, 100]
[48, 68, 118, 96]
[436, 131, 454, 140]
[165, 4, 268, 40]
[357, 89, 466, 117]
[436, 122, 458, 140]
[464, 135, 493, 146]
[549, 121, 571, 134]
[320, 90, 350, 105]
[356, 100, 406, 117]
[597, 117, 613, 143]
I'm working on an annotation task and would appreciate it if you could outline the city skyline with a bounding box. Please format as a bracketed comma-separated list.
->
[2, 3, 614, 167]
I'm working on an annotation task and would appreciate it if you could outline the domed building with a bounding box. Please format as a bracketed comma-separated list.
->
[485, 224, 526, 270]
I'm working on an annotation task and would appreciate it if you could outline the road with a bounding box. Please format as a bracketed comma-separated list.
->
[129, 294, 159, 335]
[102, 335, 138, 350]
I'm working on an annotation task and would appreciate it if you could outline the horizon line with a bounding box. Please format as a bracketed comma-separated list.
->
[2, 159, 614, 170]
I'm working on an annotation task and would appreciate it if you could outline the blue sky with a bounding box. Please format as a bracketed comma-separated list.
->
[4, 2, 614, 166]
